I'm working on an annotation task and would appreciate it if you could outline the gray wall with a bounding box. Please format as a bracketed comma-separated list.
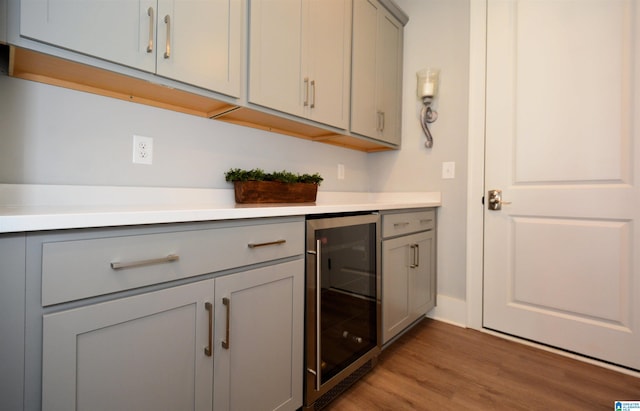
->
[0, 0, 471, 317]
[370, 0, 470, 302]
[0, 75, 370, 191]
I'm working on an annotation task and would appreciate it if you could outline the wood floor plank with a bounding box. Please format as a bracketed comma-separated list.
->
[325, 319, 640, 410]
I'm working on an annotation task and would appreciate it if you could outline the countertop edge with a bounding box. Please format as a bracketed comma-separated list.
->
[0, 184, 442, 233]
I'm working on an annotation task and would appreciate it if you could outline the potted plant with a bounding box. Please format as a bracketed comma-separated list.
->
[224, 168, 323, 204]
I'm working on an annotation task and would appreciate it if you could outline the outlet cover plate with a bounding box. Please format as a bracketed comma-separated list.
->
[133, 135, 153, 165]
[442, 161, 455, 179]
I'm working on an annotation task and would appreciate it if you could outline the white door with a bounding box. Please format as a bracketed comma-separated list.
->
[483, 0, 640, 370]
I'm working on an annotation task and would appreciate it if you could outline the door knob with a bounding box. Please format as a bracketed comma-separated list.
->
[488, 189, 511, 210]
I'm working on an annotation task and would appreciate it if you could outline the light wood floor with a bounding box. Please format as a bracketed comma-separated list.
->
[325, 319, 640, 410]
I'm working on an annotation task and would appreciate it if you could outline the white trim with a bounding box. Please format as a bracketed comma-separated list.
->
[466, 0, 487, 330]
[426, 295, 467, 328]
[481, 328, 640, 379]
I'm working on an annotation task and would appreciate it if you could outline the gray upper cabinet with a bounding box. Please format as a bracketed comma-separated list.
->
[249, 0, 352, 129]
[10, 0, 407, 151]
[19, 0, 242, 96]
[351, 0, 404, 145]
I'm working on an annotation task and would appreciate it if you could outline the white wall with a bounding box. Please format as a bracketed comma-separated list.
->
[0, 0, 471, 322]
[370, 0, 470, 308]
[0, 74, 369, 191]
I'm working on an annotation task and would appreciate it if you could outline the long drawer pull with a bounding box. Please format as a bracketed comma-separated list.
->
[247, 239, 286, 248]
[222, 297, 230, 349]
[393, 222, 410, 228]
[420, 219, 433, 224]
[204, 302, 213, 357]
[110, 254, 179, 270]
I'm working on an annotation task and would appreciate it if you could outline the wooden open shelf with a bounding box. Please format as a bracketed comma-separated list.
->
[8, 46, 396, 153]
[8, 47, 236, 118]
[215, 107, 395, 152]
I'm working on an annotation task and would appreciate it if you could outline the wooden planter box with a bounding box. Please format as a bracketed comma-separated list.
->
[233, 181, 319, 204]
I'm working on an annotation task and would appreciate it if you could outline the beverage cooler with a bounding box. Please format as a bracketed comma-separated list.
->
[304, 212, 380, 410]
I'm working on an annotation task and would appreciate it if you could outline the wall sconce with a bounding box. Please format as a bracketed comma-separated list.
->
[417, 68, 440, 148]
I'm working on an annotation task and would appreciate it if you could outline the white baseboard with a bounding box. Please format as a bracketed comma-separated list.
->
[426, 295, 467, 328]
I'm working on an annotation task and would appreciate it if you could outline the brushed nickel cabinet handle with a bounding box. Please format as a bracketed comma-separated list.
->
[414, 243, 420, 268]
[247, 239, 286, 248]
[310, 80, 316, 109]
[146, 7, 154, 53]
[110, 254, 179, 270]
[376, 111, 386, 132]
[409, 244, 417, 268]
[204, 302, 213, 357]
[393, 222, 410, 228]
[222, 297, 230, 349]
[304, 78, 310, 107]
[163, 15, 171, 59]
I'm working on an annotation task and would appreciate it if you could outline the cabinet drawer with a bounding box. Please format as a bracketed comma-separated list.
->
[382, 209, 435, 238]
[42, 220, 303, 306]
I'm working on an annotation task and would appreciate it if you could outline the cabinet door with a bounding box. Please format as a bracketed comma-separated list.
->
[20, 0, 156, 72]
[382, 235, 412, 344]
[249, 0, 304, 116]
[304, 0, 351, 129]
[376, 8, 403, 145]
[42, 280, 214, 411]
[156, 0, 242, 95]
[382, 230, 435, 344]
[351, 0, 379, 138]
[410, 230, 436, 318]
[214, 259, 303, 411]
[351, 0, 403, 145]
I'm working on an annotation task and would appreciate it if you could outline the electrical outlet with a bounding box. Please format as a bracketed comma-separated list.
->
[133, 135, 153, 165]
[338, 163, 345, 180]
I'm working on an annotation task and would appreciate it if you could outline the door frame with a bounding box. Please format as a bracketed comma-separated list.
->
[465, 0, 487, 331]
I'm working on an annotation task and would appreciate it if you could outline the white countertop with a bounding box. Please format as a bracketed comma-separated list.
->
[0, 184, 441, 233]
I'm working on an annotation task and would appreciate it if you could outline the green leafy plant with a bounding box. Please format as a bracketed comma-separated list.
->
[225, 168, 323, 185]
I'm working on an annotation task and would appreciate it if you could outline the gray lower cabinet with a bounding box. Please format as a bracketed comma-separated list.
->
[10, 217, 304, 411]
[381, 209, 437, 345]
[42, 279, 216, 410]
[42, 260, 304, 411]
[0, 234, 26, 411]
[213, 260, 303, 411]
